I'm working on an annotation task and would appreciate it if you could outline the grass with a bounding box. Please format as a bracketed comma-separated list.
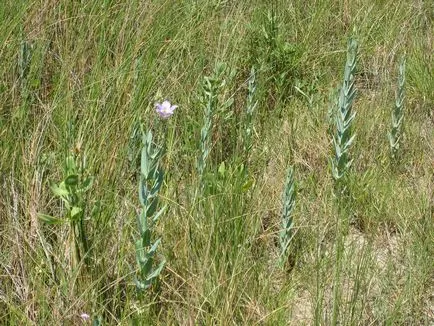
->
[1, 0, 433, 325]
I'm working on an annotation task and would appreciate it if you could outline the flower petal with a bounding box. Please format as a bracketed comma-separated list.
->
[80, 313, 90, 320]
[154, 100, 177, 119]
[161, 100, 171, 110]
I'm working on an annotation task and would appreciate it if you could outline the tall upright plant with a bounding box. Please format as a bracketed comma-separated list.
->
[330, 38, 358, 325]
[389, 57, 406, 160]
[197, 63, 227, 194]
[331, 39, 358, 188]
[279, 166, 296, 268]
[134, 100, 177, 291]
[134, 129, 166, 291]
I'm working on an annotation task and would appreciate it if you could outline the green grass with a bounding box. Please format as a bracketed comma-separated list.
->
[1, 0, 433, 325]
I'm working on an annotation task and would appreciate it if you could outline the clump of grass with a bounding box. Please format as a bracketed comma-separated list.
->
[279, 166, 296, 268]
[134, 129, 166, 292]
[331, 38, 358, 188]
[18, 39, 32, 96]
[127, 118, 142, 172]
[243, 67, 258, 161]
[389, 57, 406, 160]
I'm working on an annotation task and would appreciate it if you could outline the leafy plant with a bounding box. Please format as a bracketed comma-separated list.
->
[134, 129, 166, 291]
[279, 166, 296, 267]
[248, 6, 302, 105]
[330, 39, 358, 323]
[38, 154, 94, 268]
[389, 57, 406, 160]
[196, 63, 228, 194]
[331, 38, 358, 186]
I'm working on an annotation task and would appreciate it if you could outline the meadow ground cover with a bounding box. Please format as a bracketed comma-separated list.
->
[0, 1, 433, 325]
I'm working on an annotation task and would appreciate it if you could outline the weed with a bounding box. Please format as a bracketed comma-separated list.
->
[389, 57, 406, 160]
[134, 129, 166, 292]
[38, 153, 94, 269]
[279, 166, 296, 268]
[331, 38, 358, 189]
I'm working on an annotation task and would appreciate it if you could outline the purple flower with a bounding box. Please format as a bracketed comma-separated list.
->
[155, 100, 178, 119]
[80, 313, 90, 321]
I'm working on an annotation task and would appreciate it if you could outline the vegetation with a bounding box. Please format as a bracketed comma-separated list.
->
[1, 1, 432, 325]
